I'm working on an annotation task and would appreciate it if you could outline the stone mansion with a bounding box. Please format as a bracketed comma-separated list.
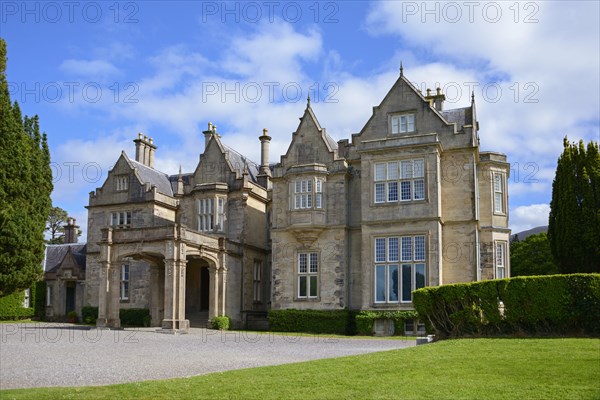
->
[44, 71, 510, 332]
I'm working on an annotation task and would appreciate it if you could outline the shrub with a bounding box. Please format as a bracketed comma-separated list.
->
[0, 290, 34, 320]
[120, 308, 151, 327]
[81, 306, 98, 324]
[33, 280, 46, 319]
[268, 309, 352, 335]
[413, 273, 600, 338]
[212, 316, 230, 330]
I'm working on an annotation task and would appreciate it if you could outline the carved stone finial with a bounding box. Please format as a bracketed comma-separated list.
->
[400, 61, 404, 76]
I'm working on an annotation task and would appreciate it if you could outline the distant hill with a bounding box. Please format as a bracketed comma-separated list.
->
[511, 226, 548, 241]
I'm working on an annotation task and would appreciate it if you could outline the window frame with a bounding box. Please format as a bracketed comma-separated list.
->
[495, 241, 506, 279]
[253, 260, 262, 303]
[46, 285, 52, 306]
[293, 177, 324, 210]
[197, 196, 226, 233]
[493, 172, 506, 215]
[390, 113, 416, 134]
[115, 175, 129, 192]
[120, 264, 130, 301]
[297, 252, 319, 299]
[111, 211, 132, 228]
[374, 159, 426, 204]
[374, 235, 427, 304]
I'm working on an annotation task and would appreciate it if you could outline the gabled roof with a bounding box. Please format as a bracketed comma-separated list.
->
[222, 143, 260, 182]
[304, 103, 338, 151]
[43, 243, 87, 273]
[125, 154, 174, 196]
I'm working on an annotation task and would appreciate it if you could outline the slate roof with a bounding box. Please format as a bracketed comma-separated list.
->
[128, 158, 174, 196]
[222, 144, 260, 183]
[43, 243, 87, 273]
[440, 107, 473, 129]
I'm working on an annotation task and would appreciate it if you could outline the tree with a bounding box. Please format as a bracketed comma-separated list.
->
[548, 137, 600, 273]
[510, 232, 559, 276]
[0, 39, 53, 296]
[45, 206, 69, 244]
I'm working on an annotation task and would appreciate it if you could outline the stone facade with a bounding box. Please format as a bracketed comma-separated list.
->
[80, 71, 510, 332]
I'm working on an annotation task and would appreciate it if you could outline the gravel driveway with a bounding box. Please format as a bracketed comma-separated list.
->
[0, 322, 415, 389]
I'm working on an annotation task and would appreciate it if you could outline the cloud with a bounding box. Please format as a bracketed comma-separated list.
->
[59, 59, 121, 79]
[510, 203, 550, 233]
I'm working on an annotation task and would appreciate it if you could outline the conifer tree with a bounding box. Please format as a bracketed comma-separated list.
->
[0, 39, 53, 295]
[548, 137, 600, 273]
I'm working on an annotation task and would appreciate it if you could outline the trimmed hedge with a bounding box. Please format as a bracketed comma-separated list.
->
[268, 309, 353, 335]
[355, 310, 419, 335]
[80, 307, 151, 327]
[413, 274, 600, 338]
[33, 280, 46, 318]
[0, 291, 34, 320]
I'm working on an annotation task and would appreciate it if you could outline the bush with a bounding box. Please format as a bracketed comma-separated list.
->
[120, 308, 151, 327]
[413, 274, 600, 338]
[33, 280, 46, 319]
[268, 309, 352, 335]
[212, 316, 230, 330]
[355, 310, 419, 335]
[0, 290, 34, 320]
[81, 306, 98, 324]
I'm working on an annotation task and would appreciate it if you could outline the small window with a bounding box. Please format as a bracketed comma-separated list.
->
[111, 211, 131, 228]
[391, 113, 415, 134]
[115, 175, 129, 191]
[46, 286, 52, 306]
[298, 252, 318, 298]
[23, 289, 30, 308]
[120, 265, 130, 301]
[294, 178, 323, 210]
[493, 173, 505, 214]
[496, 242, 506, 279]
[253, 260, 262, 302]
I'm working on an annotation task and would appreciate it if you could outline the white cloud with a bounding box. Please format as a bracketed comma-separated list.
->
[510, 203, 550, 233]
[59, 59, 121, 79]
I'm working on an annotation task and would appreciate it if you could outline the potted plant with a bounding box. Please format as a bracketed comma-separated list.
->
[67, 310, 78, 323]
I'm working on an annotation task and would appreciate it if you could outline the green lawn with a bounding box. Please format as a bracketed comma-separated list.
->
[2, 338, 598, 399]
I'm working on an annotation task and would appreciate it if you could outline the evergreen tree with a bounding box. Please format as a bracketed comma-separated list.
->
[0, 39, 53, 295]
[548, 137, 600, 273]
[510, 232, 559, 276]
[45, 206, 73, 244]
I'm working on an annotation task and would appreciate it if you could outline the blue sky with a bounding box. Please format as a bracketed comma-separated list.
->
[2, 1, 599, 239]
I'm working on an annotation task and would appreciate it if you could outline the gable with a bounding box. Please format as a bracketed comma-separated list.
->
[280, 104, 337, 168]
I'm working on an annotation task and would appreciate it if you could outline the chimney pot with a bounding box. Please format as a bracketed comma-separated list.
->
[436, 87, 441, 95]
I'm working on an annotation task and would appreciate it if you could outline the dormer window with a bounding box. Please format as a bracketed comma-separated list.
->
[116, 175, 129, 191]
[391, 113, 415, 134]
[294, 178, 323, 210]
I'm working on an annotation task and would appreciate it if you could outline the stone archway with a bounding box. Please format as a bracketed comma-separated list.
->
[185, 257, 211, 327]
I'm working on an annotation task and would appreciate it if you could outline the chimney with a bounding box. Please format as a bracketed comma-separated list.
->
[259, 128, 271, 176]
[143, 135, 150, 166]
[63, 218, 79, 244]
[147, 137, 156, 168]
[203, 122, 215, 150]
[425, 87, 446, 111]
[134, 133, 146, 164]
[176, 166, 184, 196]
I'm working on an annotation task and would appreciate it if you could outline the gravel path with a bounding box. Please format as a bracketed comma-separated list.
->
[0, 322, 415, 389]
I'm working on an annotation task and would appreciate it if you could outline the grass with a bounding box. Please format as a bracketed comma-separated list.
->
[2, 338, 599, 399]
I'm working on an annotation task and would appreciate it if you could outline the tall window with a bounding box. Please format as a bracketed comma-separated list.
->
[23, 289, 30, 308]
[294, 178, 323, 210]
[120, 265, 130, 301]
[111, 211, 131, 228]
[216, 198, 225, 231]
[391, 113, 415, 134]
[115, 175, 128, 191]
[496, 242, 506, 279]
[298, 252, 318, 298]
[253, 260, 262, 302]
[197, 197, 225, 232]
[375, 236, 426, 303]
[493, 173, 505, 213]
[374, 159, 425, 203]
[46, 286, 52, 306]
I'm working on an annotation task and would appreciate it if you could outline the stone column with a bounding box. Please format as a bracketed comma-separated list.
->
[176, 260, 189, 331]
[107, 265, 121, 328]
[220, 268, 227, 316]
[209, 267, 219, 320]
[162, 259, 177, 330]
[96, 261, 110, 328]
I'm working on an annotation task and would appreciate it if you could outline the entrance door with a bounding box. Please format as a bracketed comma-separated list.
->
[65, 284, 76, 314]
[200, 267, 209, 310]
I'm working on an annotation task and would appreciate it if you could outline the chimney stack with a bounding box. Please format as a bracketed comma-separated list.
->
[203, 122, 215, 150]
[259, 128, 271, 176]
[425, 87, 446, 111]
[63, 218, 79, 244]
[132, 133, 157, 168]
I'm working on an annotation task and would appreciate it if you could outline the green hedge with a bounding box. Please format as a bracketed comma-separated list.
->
[268, 309, 353, 335]
[33, 280, 46, 318]
[355, 310, 419, 335]
[0, 290, 34, 320]
[413, 274, 600, 338]
[80, 307, 151, 327]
